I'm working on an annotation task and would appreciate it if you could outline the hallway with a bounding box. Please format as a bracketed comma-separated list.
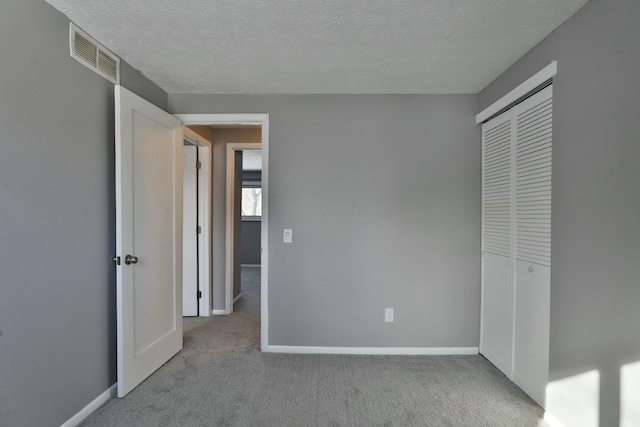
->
[184, 265, 262, 353]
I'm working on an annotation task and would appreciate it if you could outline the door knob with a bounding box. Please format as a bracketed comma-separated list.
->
[124, 255, 139, 265]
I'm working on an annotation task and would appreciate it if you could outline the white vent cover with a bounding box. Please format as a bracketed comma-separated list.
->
[69, 23, 120, 84]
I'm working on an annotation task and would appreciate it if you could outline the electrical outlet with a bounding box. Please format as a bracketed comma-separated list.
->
[385, 308, 394, 323]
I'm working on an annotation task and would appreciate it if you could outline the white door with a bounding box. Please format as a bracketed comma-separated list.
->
[512, 86, 553, 406]
[513, 261, 550, 406]
[115, 86, 183, 397]
[480, 110, 514, 376]
[481, 253, 513, 375]
[183, 144, 199, 316]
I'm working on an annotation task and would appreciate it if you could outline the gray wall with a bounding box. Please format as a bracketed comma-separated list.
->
[170, 94, 481, 347]
[241, 220, 262, 265]
[0, 1, 167, 426]
[479, 0, 640, 425]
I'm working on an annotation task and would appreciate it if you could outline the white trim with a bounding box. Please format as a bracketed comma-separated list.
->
[175, 114, 267, 126]
[226, 142, 262, 315]
[476, 61, 557, 124]
[233, 293, 243, 304]
[259, 121, 269, 352]
[263, 346, 479, 355]
[60, 384, 116, 427]
[183, 127, 213, 317]
[212, 309, 227, 315]
[176, 114, 269, 351]
[241, 264, 261, 268]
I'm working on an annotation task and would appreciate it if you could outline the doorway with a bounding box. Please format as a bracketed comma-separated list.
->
[114, 90, 269, 397]
[236, 150, 263, 327]
[239, 150, 263, 274]
[176, 115, 269, 351]
[226, 142, 262, 314]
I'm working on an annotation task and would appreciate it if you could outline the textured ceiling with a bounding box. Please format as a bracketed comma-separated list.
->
[46, 0, 589, 94]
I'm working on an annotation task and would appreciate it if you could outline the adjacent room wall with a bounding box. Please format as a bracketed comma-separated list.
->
[170, 95, 481, 348]
[479, 0, 640, 425]
[241, 220, 262, 265]
[0, 1, 167, 425]
[209, 127, 262, 310]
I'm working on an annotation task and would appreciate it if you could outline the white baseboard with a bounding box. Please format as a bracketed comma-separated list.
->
[241, 264, 261, 268]
[60, 384, 116, 427]
[263, 346, 479, 355]
[212, 309, 227, 315]
[233, 293, 243, 304]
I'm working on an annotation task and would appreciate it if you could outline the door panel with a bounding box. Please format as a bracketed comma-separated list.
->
[115, 86, 183, 397]
[515, 87, 553, 268]
[183, 144, 198, 316]
[480, 253, 513, 376]
[512, 86, 553, 407]
[480, 108, 514, 378]
[513, 261, 550, 407]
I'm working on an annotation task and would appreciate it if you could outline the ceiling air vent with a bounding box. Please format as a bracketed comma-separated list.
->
[69, 23, 120, 84]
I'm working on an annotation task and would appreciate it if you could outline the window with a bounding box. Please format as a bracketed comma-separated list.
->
[242, 187, 262, 217]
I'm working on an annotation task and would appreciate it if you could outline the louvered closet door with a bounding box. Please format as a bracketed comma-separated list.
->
[480, 110, 514, 376]
[512, 85, 552, 407]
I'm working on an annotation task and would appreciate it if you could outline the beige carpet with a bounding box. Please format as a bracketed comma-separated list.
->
[81, 266, 548, 426]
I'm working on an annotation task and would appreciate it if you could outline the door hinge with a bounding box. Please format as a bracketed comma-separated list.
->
[112, 256, 121, 265]
[196, 161, 202, 170]
[197, 226, 202, 234]
[197, 291, 202, 299]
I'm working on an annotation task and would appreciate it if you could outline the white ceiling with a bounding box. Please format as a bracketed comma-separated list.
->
[46, 0, 588, 94]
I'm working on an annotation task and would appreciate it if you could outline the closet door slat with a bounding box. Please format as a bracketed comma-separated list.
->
[515, 88, 553, 267]
[482, 116, 512, 258]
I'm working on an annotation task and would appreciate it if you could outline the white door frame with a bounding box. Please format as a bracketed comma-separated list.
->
[226, 142, 262, 314]
[175, 114, 269, 351]
[183, 127, 213, 317]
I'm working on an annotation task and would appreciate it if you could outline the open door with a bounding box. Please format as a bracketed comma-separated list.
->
[183, 143, 199, 316]
[115, 86, 183, 397]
